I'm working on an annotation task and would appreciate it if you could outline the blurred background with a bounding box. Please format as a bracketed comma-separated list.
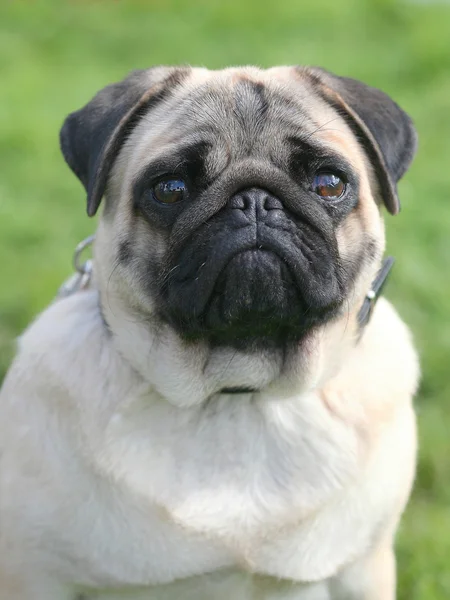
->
[1, 0, 449, 597]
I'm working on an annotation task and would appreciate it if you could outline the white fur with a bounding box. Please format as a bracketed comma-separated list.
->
[0, 284, 418, 599]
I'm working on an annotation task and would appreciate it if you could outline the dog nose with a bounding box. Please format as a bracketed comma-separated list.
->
[228, 188, 283, 213]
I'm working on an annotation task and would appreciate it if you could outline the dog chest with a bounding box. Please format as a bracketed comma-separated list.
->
[68, 461, 393, 592]
[63, 392, 414, 593]
[0, 294, 417, 597]
[86, 570, 332, 600]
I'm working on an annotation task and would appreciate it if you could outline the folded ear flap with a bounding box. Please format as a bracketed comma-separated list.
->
[303, 67, 418, 215]
[60, 67, 189, 217]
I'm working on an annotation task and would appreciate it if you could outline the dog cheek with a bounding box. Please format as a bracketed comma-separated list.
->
[335, 211, 365, 259]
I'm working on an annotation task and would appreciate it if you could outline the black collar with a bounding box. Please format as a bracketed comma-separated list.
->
[357, 256, 395, 332]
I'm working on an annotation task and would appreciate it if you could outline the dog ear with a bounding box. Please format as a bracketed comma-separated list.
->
[60, 67, 189, 217]
[303, 67, 418, 215]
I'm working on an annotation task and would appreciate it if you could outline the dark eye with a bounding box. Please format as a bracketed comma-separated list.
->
[312, 172, 346, 200]
[152, 179, 187, 205]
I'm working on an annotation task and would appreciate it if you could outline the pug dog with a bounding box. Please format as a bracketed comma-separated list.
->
[0, 66, 419, 600]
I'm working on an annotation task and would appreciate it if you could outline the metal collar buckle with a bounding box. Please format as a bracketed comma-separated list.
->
[57, 235, 95, 299]
[357, 256, 395, 333]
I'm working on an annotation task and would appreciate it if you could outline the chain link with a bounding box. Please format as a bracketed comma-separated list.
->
[56, 235, 95, 299]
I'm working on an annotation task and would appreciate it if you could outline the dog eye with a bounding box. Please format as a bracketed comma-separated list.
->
[312, 172, 346, 200]
[152, 179, 186, 204]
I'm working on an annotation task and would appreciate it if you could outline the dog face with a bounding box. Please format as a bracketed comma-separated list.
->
[60, 66, 417, 355]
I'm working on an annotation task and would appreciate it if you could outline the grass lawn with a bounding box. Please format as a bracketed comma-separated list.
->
[1, 0, 450, 597]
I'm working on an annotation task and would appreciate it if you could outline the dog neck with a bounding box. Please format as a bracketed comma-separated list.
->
[66, 235, 392, 408]
[94, 285, 364, 407]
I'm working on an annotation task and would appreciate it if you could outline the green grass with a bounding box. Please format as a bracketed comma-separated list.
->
[1, 0, 449, 597]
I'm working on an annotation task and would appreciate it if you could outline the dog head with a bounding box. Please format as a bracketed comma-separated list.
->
[60, 66, 417, 400]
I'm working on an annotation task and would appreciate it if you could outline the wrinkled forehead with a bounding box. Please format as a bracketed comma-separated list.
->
[119, 66, 368, 181]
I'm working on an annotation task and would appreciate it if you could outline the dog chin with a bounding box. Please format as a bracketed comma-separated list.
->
[162, 249, 340, 351]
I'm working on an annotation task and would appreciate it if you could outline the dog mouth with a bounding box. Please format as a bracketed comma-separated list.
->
[204, 248, 303, 343]
[161, 239, 342, 349]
